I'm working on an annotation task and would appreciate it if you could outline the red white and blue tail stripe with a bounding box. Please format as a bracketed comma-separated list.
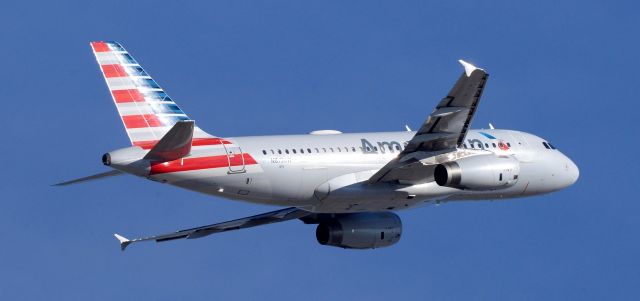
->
[90, 41, 215, 149]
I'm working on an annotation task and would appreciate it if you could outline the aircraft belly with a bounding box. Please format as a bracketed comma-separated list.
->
[304, 171, 459, 213]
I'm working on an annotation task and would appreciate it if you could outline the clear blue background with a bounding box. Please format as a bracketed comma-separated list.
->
[1, 1, 637, 300]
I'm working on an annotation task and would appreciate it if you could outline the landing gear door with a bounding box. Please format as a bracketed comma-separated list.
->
[223, 144, 246, 173]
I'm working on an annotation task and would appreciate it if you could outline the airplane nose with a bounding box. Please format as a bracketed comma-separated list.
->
[565, 157, 579, 186]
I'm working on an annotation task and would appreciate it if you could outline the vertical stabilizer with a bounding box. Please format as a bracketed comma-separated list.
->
[90, 41, 214, 149]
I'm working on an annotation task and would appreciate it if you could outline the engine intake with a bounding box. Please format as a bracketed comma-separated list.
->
[315, 212, 402, 249]
[434, 155, 520, 190]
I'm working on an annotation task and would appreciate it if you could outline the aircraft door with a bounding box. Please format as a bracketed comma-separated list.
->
[223, 144, 246, 173]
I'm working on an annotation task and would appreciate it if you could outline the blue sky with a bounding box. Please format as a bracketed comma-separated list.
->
[1, 0, 638, 299]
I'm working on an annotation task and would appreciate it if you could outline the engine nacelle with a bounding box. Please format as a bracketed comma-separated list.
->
[315, 212, 402, 249]
[434, 154, 520, 190]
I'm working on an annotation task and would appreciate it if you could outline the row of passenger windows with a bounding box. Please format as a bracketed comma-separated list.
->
[261, 144, 403, 155]
[462, 141, 511, 149]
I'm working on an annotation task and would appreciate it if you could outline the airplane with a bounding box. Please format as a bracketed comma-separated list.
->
[56, 41, 579, 251]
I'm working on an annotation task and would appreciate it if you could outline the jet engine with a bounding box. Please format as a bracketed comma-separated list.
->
[434, 154, 520, 190]
[314, 212, 402, 249]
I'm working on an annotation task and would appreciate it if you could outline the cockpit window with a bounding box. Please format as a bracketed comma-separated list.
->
[548, 143, 557, 150]
[542, 142, 550, 149]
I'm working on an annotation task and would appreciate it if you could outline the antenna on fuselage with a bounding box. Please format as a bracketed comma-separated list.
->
[405, 125, 412, 132]
[489, 123, 495, 130]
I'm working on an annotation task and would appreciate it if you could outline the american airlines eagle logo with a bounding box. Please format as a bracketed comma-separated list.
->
[478, 132, 509, 151]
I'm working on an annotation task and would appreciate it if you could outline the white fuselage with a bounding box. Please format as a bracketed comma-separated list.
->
[145, 129, 579, 213]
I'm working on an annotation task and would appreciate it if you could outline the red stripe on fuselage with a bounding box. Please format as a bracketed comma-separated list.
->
[133, 138, 233, 149]
[112, 89, 144, 103]
[91, 42, 110, 52]
[122, 114, 163, 128]
[102, 64, 127, 78]
[150, 153, 257, 175]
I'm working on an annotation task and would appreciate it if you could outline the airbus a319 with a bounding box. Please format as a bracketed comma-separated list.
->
[57, 41, 579, 250]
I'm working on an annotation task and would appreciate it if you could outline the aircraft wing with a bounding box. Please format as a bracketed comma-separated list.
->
[369, 60, 488, 183]
[114, 207, 310, 251]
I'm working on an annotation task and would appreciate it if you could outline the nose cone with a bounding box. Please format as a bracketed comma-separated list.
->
[564, 156, 580, 186]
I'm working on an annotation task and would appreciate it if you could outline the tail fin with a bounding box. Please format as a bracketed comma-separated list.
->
[90, 41, 214, 149]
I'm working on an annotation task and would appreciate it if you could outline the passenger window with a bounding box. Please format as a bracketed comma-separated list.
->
[388, 145, 393, 151]
[308, 148, 312, 153]
[463, 143, 467, 149]
[337, 147, 341, 152]
[477, 143, 482, 148]
[344, 147, 349, 152]
[278, 149, 282, 154]
[270, 150, 275, 154]
[322, 148, 327, 153]
[262, 150, 267, 155]
[300, 149, 304, 154]
[292, 149, 297, 154]
[395, 145, 401, 151]
[330, 148, 334, 152]
[492, 143, 496, 148]
[373, 146, 378, 151]
[485, 143, 489, 148]
[285, 149, 289, 154]
[352, 147, 356, 152]
[315, 148, 319, 153]
[542, 142, 550, 149]
[507, 143, 511, 147]
[365, 147, 371, 151]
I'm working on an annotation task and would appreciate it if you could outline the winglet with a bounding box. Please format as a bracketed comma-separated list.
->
[458, 59, 483, 77]
[114, 234, 132, 251]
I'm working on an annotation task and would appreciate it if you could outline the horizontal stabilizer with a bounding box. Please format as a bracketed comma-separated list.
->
[143, 120, 194, 162]
[53, 170, 123, 186]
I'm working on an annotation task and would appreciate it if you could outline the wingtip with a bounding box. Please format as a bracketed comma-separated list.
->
[458, 59, 484, 77]
[114, 233, 131, 251]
